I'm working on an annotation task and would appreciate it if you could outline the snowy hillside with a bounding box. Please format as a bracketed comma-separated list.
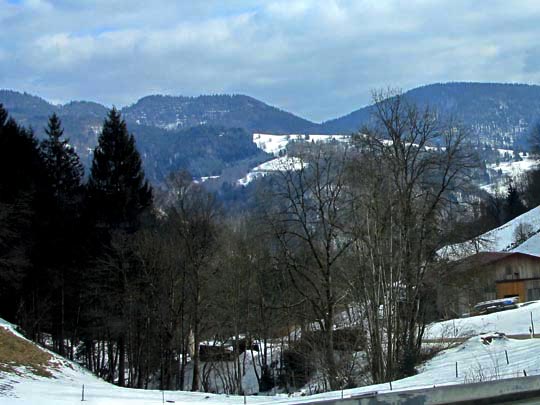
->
[238, 133, 349, 186]
[440, 205, 540, 259]
[252, 133, 349, 156]
[481, 151, 538, 194]
[5, 308, 540, 404]
[426, 301, 540, 339]
[237, 156, 304, 185]
[0, 318, 277, 405]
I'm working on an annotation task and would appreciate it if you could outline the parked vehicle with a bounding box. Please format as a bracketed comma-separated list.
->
[472, 297, 519, 315]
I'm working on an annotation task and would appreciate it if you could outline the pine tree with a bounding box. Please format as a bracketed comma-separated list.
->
[85, 108, 152, 386]
[0, 104, 47, 332]
[505, 183, 527, 222]
[38, 113, 85, 356]
[40, 113, 84, 204]
[87, 108, 152, 232]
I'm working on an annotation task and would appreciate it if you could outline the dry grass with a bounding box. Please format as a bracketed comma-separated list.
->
[0, 327, 55, 378]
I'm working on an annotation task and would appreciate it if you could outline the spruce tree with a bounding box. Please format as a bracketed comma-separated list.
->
[85, 108, 152, 386]
[38, 113, 84, 355]
[87, 107, 152, 232]
[0, 104, 47, 331]
[505, 183, 527, 222]
[40, 113, 84, 204]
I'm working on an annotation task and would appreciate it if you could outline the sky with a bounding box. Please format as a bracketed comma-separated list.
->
[2, 0, 540, 122]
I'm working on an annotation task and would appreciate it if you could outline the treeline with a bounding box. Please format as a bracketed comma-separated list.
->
[0, 103, 299, 393]
[0, 90, 501, 394]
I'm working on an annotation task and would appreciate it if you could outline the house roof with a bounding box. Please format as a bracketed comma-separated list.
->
[449, 251, 540, 274]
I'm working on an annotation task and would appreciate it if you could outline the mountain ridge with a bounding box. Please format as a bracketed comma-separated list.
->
[321, 82, 540, 144]
[3, 82, 540, 185]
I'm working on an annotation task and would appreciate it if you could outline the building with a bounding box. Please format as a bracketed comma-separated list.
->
[438, 252, 540, 317]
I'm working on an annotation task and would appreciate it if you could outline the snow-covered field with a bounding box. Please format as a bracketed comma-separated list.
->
[5, 301, 540, 404]
[252, 133, 349, 156]
[425, 301, 540, 339]
[481, 152, 538, 194]
[237, 156, 304, 185]
[238, 133, 349, 186]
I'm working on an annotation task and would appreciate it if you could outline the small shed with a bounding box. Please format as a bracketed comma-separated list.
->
[438, 252, 540, 316]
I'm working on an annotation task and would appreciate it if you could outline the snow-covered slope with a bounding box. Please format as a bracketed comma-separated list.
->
[425, 301, 540, 340]
[237, 156, 304, 185]
[252, 133, 349, 156]
[5, 309, 540, 404]
[440, 205, 540, 259]
[240, 133, 349, 186]
[513, 232, 540, 256]
[0, 319, 274, 405]
[481, 153, 538, 195]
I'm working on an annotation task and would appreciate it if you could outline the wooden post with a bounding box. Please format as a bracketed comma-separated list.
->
[524, 369, 528, 377]
[81, 384, 85, 402]
[505, 350, 509, 365]
[389, 381, 393, 390]
[455, 362, 458, 378]
[531, 312, 535, 336]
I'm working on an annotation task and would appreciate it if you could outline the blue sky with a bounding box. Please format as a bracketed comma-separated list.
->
[1, 0, 540, 122]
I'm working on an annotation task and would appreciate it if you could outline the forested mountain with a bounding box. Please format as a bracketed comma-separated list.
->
[0, 90, 271, 183]
[0, 91, 318, 135]
[122, 94, 319, 134]
[4, 82, 540, 184]
[322, 83, 540, 147]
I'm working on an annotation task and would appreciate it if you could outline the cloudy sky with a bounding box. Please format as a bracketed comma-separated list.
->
[2, 0, 540, 122]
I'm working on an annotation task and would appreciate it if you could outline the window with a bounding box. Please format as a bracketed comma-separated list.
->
[505, 266, 512, 279]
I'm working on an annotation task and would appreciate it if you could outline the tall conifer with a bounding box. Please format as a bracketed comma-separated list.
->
[40, 113, 83, 204]
[38, 113, 84, 355]
[0, 104, 46, 333]
[87, 107, 152, 232]
[85, 108, 152, 386]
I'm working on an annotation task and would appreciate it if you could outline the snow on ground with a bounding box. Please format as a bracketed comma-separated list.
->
[252, 133, 348, 156]
[5, 307, 540, 404]
[200, 175, 220, 182]
[273, 333, 540, 403]
[439, 205, 540, 259]
[513, 232, 540, 256]
[481, 155, 538, 194]
[237, 156, 304, 186]
[425, 301, 540, 340]
[487, 157, 537, 178]
[0, 319, 280, 405]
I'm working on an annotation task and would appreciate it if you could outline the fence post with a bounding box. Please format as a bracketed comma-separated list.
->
[505, 350, 509, 365]
[455, 362, 458, 378]
[531, 312, 535, 337]
[81, 384, 85, 402]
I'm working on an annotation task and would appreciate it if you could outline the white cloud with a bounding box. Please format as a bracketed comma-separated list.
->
[2, 0, 540, 121]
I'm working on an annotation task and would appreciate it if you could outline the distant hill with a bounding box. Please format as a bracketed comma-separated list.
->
[0, 90, 272, 183]
[321, 82, 540, 147]
[4, 83, 540, 184]
[122, 94, 319, 134]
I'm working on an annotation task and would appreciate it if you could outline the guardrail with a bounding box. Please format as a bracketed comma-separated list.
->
[292, 374, 540, 405]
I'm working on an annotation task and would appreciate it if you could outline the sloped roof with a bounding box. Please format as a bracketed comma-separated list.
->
[449, 251, 540, 274]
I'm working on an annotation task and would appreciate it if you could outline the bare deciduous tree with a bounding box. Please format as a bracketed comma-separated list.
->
[264, 144, 357, 390]
[349, 90, 475, 381]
